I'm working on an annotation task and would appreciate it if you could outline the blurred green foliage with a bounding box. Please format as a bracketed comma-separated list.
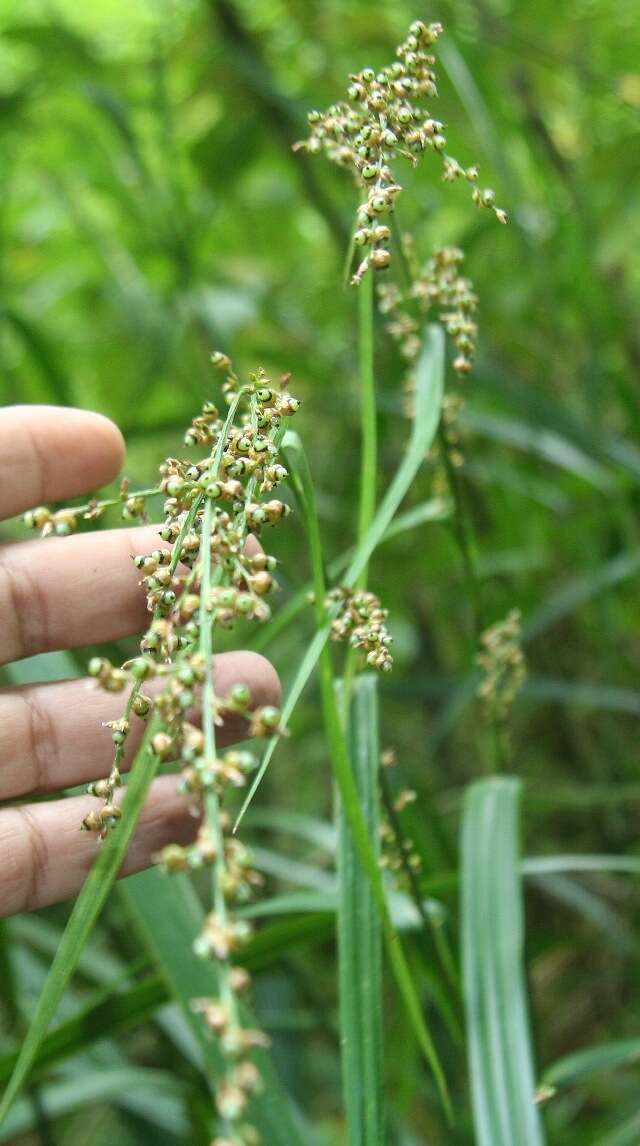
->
[1, 0, 640, 1142]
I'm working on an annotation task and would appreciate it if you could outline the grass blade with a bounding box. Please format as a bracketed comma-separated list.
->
[0, 723, 162, 1125]
[524, 549, 640, 640]
[522, 855, 640, 877]
[0, 975, 167, 1084]
[235, 323, 444, 828]
[122, 867, 317, 1146]
[0, 1067, 187, 1142]
[338, 675, 384, 1144]
[461, 777, 545, 1146]
[281, 428, 451, 1115]
[597, 1111, 640, 1146]
[543, 1038, 640, 1091]
[250, 497, 450, 656]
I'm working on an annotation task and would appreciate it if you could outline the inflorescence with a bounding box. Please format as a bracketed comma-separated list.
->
[296, 19, 506, 285]
[476, 608, 527, 722]
[326, 586, 394, 672]
[379, 244, 478, 377]
[25, 353, 300, 1145]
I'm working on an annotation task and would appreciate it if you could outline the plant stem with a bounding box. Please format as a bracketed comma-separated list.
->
[437, 424, 484, 640]
[199, 500, 235, 1021]
[342, 271, 377, 716]
[356, 270, 377, 590]
[59, 486, 163, 519]
[378, 768, 459, 996]
[438, 425, 509, 771]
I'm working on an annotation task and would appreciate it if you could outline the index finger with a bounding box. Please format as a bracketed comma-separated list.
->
[0, 405, 125, 522]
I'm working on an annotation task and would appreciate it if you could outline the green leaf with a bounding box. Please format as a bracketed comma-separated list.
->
[0, 975, 167, 1085]
[524, 549, 640, 641]
[522, 855, 640, 877]
[235, 323, 445, 828]
[597, 1110, 640, 1146]
[543, 1038, 640, 1090]
[1, 306, 74, 406]
[461, 777, 545, 1146]
[122, 867, 317, 1146]
[279, 427, 451, 1116]
[0, 1067, 188, 1141]
[0, 723, 162, 1126]
[464, 407, 615, 490]
[338, 675, 384, 1145]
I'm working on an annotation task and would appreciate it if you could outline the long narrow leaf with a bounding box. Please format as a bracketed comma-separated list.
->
[462, 777, 545, 1146]
[0, 1067, 187, 1142]
[338, 675, 384, 1145]
[282, 428, 450, 1114]
[0, 724, 162, 1124]
[543, 1038, 640, 1090]
[236, 323, 444, 828]
[122, 867, 317, 1146]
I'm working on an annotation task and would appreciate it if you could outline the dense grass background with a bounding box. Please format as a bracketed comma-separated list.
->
[1, 0, 640, 1142]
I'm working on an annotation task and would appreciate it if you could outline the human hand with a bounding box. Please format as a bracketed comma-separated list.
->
[0, 406, 279, 916]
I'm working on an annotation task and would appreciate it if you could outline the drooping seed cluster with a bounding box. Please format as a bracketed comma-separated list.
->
[379, 245, 479, 376]
[476, 608, 527, 722]
[296, 20, 506, 285]
[326, 586, 394, 672]
[26, 355, 299, 1145]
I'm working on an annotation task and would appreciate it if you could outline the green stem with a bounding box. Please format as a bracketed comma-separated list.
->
[438, 427, 509, 771]
[356, 270, 377, 590]
[342, 271, 377, 717]
[199, 500, 235, 1025]
[438, 423, 484, 639]
[57, 485, 163, 519]
[379, 769, 459, 996]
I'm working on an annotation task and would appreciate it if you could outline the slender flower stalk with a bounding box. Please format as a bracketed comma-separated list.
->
[356, 269, 377, 589]
[24, 485, 164, 536]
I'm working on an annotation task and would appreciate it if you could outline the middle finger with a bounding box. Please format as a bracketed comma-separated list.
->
[0, 524, 168, 666]
[0, 650, 279, 800]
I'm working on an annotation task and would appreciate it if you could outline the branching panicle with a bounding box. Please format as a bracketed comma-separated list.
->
[326, 586, 394, 672]
[476, 608, 527, 722]
[296, 19, 506, 285]
[26, 356, 300, 1145]
[380, 244, 479, 377]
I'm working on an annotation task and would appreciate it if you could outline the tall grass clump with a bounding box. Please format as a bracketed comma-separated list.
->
[0, 16, 544, 1146]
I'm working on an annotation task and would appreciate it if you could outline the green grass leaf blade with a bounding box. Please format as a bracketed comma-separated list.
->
[543, 1038, 640, 1090]
[122, 866, 317, 1146]
[461, 777, 545, 1146]
[338, 675, 384, 1145]
[597, 1111, 640, 1146]
[523, 549, 640, 641]
[0, 975, 167, 1084]
[0, 723, 161, 1126]
[235, 323, 444, 829]
[281, 428, 451, 1116]
[0, 1067, 188, 1142]
[522, 855, 640, 877]
[343, 322, 445, 587]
